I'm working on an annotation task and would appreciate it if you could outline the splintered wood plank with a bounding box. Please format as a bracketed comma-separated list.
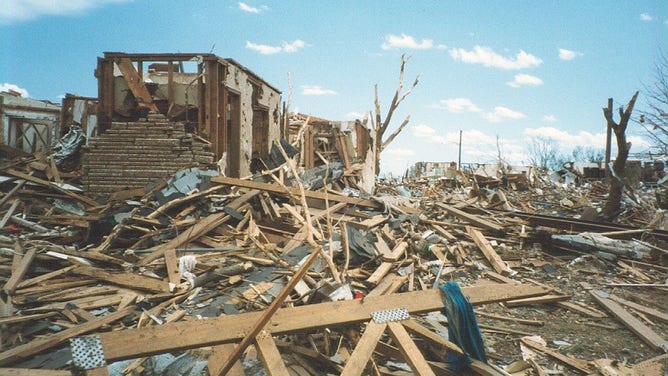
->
[114, 58, 158, 111]
[0, 200, 20, 228]
[3, 248, 37, 295]
[96, 283, 549, 362]
[607, 293, 668, 323]
[366, 274, 409, 298]
[435, 203, 504, 233]
[22, 295, 124, 314]
[163, 249, 181, 288]
[6, 169, 98, 207]
[340, 321, 387, 376]
[366, 242, 408, 285]
[348, 215, 388, 231]
[374, 237, 392, 257]
[336, 133, 352, 170]
[16, 265, 77, 289]
[505, 294, 570, 307]
[73, 266, 168, 293]
[0, 305, 135, 366]
[208, 344, 245, 376]
[255, 333, 291, 376]
[591, 290, 668, 352]
[0, 312, 58, 325]
[467, 227, 513, 276]
[0, 368, 72, 375]
[520, 337, 591, 373]
[431, 224, 457, 242]
[386, 321, 435, 376]
[555, 301, 607, 318]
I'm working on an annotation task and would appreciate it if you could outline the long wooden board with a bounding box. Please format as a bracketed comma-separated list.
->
[340, 321, 386, 376]
[73, 266, 168, 293]
[435, 203, 504, 233]
[591, 290, 668, 352]
[386, 321, 435, 376]
[94, 283, 549, 362]
[0, 306, 136, 366]
[212, 176, 385, 210]
[467, 227, 513, 275]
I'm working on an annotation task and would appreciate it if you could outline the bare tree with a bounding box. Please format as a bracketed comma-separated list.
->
[527, 136, 563, 171]
[359, 54, 419, 192]
[600, 91, 639, 221]
[638, 53, 668, 154]
[572, 145, 605, 163]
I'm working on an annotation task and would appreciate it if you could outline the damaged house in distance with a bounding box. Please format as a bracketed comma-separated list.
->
[83, 52, 282, 195]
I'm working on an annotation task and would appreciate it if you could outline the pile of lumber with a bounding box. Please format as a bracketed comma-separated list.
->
[1, 151, 667, 376]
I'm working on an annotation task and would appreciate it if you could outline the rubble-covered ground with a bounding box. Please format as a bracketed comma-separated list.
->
[1, 153, 666, 376]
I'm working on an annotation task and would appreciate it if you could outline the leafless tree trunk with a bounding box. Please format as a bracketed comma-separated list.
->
[600, 91, 639, 221]
[359, 54, 419, 192]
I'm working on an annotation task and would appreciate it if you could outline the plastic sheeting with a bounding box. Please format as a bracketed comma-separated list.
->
[52, 125, 85, 166]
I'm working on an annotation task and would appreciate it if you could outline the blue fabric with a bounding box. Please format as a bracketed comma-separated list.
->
[440, 281, 487, 371]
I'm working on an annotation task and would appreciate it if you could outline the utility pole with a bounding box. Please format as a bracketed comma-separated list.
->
[605, 115, 612, 182]
[458, 129, 462, 170]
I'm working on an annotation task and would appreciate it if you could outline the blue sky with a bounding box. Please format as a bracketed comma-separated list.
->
[1, 1, 667, 175]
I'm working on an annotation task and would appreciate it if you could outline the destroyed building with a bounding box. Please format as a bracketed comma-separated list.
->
[0, 90, 61, 157]
[82, 52, 282, 195]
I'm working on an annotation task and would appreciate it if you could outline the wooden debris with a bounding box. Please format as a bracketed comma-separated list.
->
[591, 290, 668, 352]
[467, 227, 514, 275]
[2, 129, 667, 375]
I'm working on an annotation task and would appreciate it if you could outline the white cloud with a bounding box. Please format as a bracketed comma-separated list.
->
[246, 42, 281, 55]
[1, 0, 130, 24]
[558, 48, 583, 61]
[282, 39, 306, 53]
[345, 111, 365, 120]
[301, 85, 337, 96]
[239, 2, 268, 13]
[640, 13, 653, 22]
[0, 83, 29, 97]
[385, 147, 415, 157]
[524, 127, 604, 149]
[542, 115, 557, 122]
[438, 98, 482, 113]
[412, 124, 447, 143]
[507, 73, 543, 88]
[246, 39, 306, 55]
[381, 34, 435, 50]
[412, 124, 436, 138]
[484, 106, 527, 122]
[449, 45, 542, 70]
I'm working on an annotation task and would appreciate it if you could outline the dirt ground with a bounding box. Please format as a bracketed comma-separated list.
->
[454, 243, 667, 375]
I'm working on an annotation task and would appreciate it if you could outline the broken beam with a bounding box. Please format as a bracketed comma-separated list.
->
[93, 283, 549, 362]
[436, 203, 504, 233]
[591, 290, 668, 352]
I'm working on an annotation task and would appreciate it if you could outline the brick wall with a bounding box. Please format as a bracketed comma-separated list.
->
[82, 114, 214, 195]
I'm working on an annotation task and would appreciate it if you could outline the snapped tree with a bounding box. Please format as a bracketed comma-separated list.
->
[601, 91, 639, 221]
[358, 54, 419, 193]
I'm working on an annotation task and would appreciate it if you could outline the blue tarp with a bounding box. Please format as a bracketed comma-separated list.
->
[440, 281, 487, 371]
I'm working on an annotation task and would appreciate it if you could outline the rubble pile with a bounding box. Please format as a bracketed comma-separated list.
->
[1, 150, 667, 376]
